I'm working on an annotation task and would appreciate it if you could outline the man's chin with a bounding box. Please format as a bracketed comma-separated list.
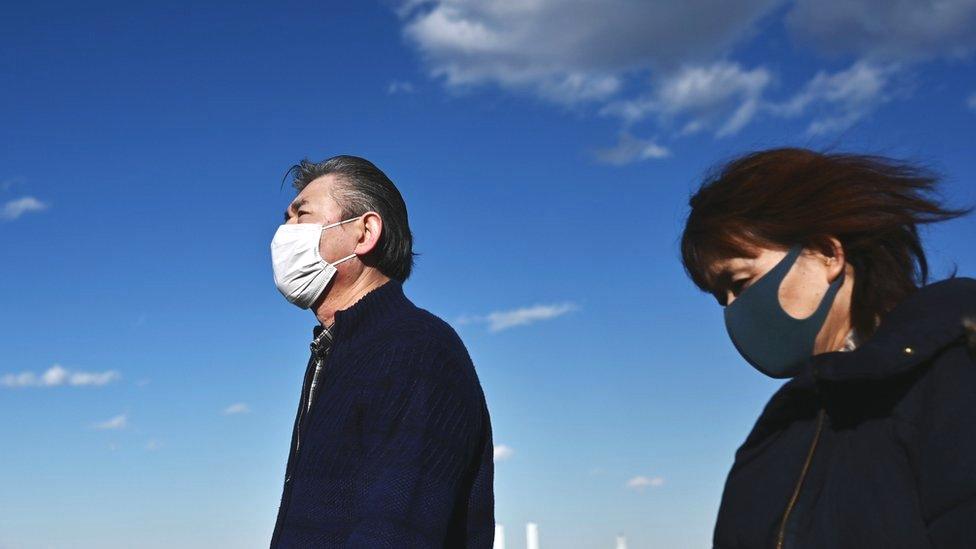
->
[310, 284, 335, 314]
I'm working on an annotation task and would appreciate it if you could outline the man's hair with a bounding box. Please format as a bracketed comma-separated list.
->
[286, 155, 415, 282]
[681, 147, 971, 340]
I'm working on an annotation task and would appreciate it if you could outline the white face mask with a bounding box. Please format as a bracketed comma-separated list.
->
[270, 217, 361, 309]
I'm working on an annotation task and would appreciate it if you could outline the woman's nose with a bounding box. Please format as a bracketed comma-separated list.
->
[725, 291, 737, 306]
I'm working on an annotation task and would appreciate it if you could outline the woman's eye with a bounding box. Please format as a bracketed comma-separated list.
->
[731, 278, 751, 295]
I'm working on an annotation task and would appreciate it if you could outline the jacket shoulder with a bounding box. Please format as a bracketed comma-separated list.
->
[917, 276, 976, 304]
[907, 277, 976, 357]
[376, 304, 482, 388]
[385, 305, 469, 354]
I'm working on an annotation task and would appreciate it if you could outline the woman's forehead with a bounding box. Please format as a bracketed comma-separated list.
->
[703, 249, 776, 288]
[708, 256, 754, 277]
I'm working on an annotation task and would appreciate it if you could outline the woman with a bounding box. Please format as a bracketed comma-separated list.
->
[680, 148, 976, 549]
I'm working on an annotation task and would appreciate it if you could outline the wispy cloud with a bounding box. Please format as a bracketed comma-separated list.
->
[92, 414, 128, 431]
[2, 365, 120, 388]
[602, 62, 772, 138]
[388, 80, 416, 94]
[1, 196, 48, 221]
[493, 444, 515, 462]
[459, 302, 578, 332]
[222, 402, 250, 415]
[968, 92, 976, 111]
[593, 132, 670, 166]
[626, 475, 665, 491]
[785, 0, 976, 61]
[398, 0, 779, 104]
[767, 60, 900, 135]
[395, 1, 974, 154]
[145, 439, 162, 451]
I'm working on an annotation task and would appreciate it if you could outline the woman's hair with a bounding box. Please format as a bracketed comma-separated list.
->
[681, 147, 971, 339]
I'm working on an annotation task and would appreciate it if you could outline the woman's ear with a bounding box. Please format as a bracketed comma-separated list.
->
[825, 236, 846, 282]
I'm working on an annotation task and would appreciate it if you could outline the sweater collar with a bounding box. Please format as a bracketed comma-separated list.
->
[807, 277, 976, 382]
[325, 280, 408, 340]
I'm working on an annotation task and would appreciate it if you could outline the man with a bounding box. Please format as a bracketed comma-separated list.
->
[268, 155, 494, 548]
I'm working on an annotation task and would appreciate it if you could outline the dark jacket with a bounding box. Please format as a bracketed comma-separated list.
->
[714, 277, 976, 549]
[271, 281, 494, 548]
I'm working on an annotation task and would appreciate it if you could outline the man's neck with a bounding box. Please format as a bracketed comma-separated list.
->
[314, 270, 391, 327]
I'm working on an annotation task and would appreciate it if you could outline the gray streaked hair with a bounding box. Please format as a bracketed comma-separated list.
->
[286, 155, 416, 282]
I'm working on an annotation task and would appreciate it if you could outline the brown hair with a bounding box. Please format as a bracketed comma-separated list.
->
[681, 147, 971, 340]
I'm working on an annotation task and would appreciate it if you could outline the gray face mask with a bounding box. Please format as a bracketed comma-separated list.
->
[723, 245, 845, 378]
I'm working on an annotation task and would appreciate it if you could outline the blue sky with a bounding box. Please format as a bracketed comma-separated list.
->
[2, 1, 975, 548]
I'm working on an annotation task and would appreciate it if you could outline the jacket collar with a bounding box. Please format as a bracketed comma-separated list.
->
[325, 279, 407, 340]
[806, 277, 976, 382]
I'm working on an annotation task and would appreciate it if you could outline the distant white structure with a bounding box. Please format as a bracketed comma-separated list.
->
[526, 522, 540, 549]
[616, 534, 628, 549]
[493, 524, 505, 549]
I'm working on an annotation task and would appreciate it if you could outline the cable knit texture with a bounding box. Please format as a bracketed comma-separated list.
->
[271, 281, 494, 548]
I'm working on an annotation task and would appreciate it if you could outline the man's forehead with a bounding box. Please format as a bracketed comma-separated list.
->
[292, 175, 339, 207]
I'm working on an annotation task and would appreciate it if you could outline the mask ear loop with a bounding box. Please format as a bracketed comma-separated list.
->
[332, 253, 358, 265]
[321, 216, 364, 266]
[320, 215, 363, 231]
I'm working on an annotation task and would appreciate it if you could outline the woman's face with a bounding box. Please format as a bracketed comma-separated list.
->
[706, 245, 841, 321]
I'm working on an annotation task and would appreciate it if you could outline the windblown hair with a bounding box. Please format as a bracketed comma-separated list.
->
[286, 155, 416, 282]
[681, 147, 971, 340]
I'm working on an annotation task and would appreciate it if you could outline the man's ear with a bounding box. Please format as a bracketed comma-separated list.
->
[355, 211, 383, 256]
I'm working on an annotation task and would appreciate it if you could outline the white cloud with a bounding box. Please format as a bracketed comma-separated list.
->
[460, 302, 577, 332]
[626, 475, 665, 491]
[602, 62, 772, 137]
[395, 0, 968, 148]
[1, 196, 48, 221]
[42, 365, 68, 386]
[768, 60, 899, 135]
[388, 80, 416, 94]
[92, 414, 128, 431]
[222, 402, 250, 415]
[493, 444, 515, 462]
[1, 365, 120, 388]
[968, 92, 976, 111]
[786, 0, 976, 61]
[399, 0, 780, 104]
[145, 439, 162, 451]
[593, 132, 670, 165]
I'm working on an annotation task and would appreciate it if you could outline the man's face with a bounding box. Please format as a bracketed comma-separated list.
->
[283, 174, 360, 266]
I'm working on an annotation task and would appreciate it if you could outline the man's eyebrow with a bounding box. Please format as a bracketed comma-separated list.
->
[283, 198, 308, 221]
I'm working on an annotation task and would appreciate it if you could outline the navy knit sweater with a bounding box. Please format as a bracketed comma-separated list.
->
[271, 281, 495, 548]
